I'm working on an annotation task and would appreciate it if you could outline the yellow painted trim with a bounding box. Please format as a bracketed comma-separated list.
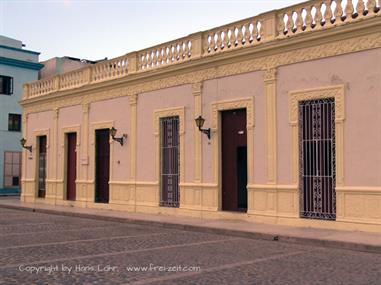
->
[336, 186, 381, 193]
[22, 28, 381, 116]
[192, 82, 202, 183]
[288, 84, 345, 185]
[32, 129, 50, 199]
[264, 68, 277, 184]
[20, 113, 29, 202]
[81, 103, 90, 182]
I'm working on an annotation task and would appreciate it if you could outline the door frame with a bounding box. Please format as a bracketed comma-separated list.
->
[90, 121, 114, 203]
[211, 98, 254, 211]
[288, 85, 345, 216]
[61, 126, 80, 201]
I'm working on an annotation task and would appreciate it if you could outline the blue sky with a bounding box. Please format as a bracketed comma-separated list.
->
[1, 0, 301, 61]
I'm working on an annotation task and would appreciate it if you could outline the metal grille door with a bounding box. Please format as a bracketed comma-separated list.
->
[299, 98, 336, 220]
[160, 116, 179, 207]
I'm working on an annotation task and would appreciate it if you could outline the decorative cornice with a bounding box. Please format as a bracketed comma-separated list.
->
[23, 29, 380, 115]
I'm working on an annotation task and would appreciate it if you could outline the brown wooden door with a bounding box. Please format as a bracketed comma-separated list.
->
[221, 109, 247, 212]
[37, 136, 47, 198]
[95, 129, 110, 203]
[66, 133, 77, 201]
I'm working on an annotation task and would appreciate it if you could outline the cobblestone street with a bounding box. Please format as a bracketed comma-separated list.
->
[0, 207, 380, 285]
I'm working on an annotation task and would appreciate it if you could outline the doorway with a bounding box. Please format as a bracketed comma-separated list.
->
[221, 109, 247, 212]
[66, 133, 77, 201]
[95, 129, 110, 203]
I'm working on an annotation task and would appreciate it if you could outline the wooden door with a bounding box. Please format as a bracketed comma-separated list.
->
[66, 133, 77, 201]
[37, 136, 47, 198]
[221, 109, 247, 211]
[95, 129, 110, 203]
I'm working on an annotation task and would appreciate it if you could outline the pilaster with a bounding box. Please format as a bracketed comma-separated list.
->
[192, 82, 203, 183]
[52, 107, 59, 203]
[81, 103, 90, 181]
[264, 68, 277, 184]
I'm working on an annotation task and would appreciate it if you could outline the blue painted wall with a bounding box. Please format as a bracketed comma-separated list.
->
[0, 36, 42, 194]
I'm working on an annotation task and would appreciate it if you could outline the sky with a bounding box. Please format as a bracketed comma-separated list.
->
[1, 0, 302, 61]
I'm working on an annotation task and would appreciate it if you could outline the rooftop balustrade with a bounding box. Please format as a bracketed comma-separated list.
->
[24, 0, 380, 99]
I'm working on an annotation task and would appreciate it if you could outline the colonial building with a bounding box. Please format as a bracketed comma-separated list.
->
[0, 35, 42, 195]
[20, 0, 381, 232]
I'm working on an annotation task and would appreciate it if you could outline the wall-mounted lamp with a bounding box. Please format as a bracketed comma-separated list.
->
[20, 138, 32, 152]
[110, 127, 127, 146]
[195, 115, 211, 140]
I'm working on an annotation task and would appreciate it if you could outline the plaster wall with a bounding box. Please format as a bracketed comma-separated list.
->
[25, 111, 53, 180]
[89, 96, 131, 182]
[57, 105, 82, 180]
[136, 85, 193, 182]
[202, 71, 266, 184]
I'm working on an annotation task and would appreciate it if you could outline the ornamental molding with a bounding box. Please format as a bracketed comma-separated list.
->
[53, 107, 59, 119]
[128, 94, 138, 105]
[211, 98, 254, 130]
[23, 32, 380, 115]
[82, 103, 90, 114]
[191, 82, 203, 96]
[153, 107, 185, 135]
[264, 68, 277, 82]
[288, 85, 345, 124]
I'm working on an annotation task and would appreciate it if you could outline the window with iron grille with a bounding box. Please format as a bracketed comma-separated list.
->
[299, 98, 336, 220]
[3, 151, 21, 188]
[0, 76, 13, 95]
[160, 116, 180, 207]
[8, 114, 21, 132]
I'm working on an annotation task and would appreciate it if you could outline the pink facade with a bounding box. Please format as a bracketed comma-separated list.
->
[277, 49, 381, 186]
[20, 1, 381, 232]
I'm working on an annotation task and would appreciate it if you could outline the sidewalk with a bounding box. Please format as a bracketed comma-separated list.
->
[0, 197, 380, 253]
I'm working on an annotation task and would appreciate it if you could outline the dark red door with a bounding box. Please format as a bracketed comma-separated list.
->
[95, 129, 110, 203]
[37, 136, 47, 198]
[222, 109, 247, 212]
[66, 133, 77, 201]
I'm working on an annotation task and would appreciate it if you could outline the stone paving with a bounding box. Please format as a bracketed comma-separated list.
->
[0, 207, 380, 285]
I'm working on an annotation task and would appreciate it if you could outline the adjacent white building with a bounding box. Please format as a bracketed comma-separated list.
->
[0, 35, 42, 194]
